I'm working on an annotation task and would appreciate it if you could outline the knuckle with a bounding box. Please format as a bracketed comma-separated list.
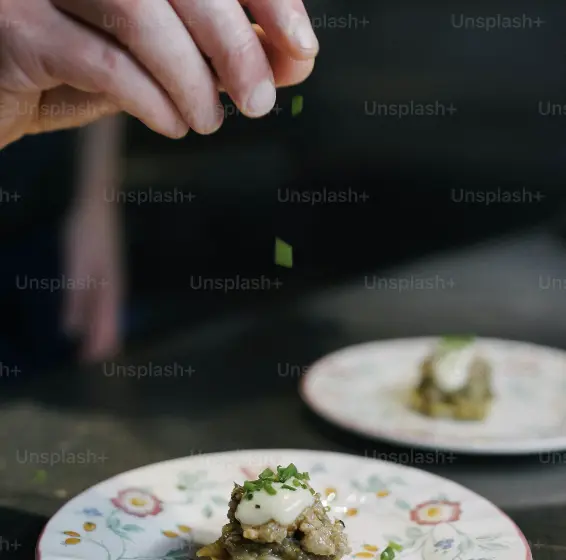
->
[104, 0, 145, 42]
[212, 28, 258, 71]
[81, 43, 122, 93]
[229, 28, 257, 60]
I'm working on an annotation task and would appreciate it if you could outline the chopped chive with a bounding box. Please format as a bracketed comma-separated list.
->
[309, 488, 315, 495]
[264, 484, 277, 495]
[281, 484, 296, 491]
[379, 542, 402, 560]
[242, 464, 310, 499]
[259, 468, 274, 479]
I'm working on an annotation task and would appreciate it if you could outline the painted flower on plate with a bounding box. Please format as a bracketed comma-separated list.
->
[111, 488, 163, 517]
[80, 508, 103, 516]
[410, 500, 461, 525]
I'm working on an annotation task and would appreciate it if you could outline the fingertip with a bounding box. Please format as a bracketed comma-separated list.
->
[163, 120, 190, 139]
[286, 15, 320, 60]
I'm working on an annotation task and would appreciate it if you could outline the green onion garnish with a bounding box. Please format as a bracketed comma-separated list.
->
[259, 468, 274, 479]
[240, 464, 310, 499]
[380, 542, 402, 560]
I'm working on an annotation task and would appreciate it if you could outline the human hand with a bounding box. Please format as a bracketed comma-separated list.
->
[62, 197, 123, 363]
[0, 0, 318, 148]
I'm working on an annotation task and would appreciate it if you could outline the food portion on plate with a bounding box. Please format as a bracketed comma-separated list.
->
[409, 336, 493, 421]
[197, 464, 352, 560]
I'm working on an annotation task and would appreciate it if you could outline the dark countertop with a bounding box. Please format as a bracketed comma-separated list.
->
[5, 228, 566, 558]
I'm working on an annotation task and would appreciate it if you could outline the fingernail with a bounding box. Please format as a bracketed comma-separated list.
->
[174, 120, 190, 139]
[245, 80, 276, 117]
[289, 15, 319, 54]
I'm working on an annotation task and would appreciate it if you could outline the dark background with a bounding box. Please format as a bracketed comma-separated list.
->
[121, 0, 566, 341]
[6, 1, 566, 558]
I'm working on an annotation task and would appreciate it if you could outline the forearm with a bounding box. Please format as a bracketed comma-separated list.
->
[74, 115, 125, 206]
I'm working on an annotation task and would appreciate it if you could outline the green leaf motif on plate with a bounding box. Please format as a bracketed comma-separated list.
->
[176, 470, 218, 504]
[310, 463, 326, 474]
[122, 524, 144, 532]
[351, 474, 405, 493]
[387, 477, 405, 485]
[211, 496, 228, 506]
[164, 547, 192, 559]
[394, 499, 411, 510]
[406, 527, 422, 539]
[202, 504, 213, 518]
[457, 539, 473, 553]
[107, 516, 120, 530]
[382, 535, 402, 545]
[479, 542, 509, 550]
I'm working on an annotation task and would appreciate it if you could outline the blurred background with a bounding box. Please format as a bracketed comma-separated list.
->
[4, 1, 566, 557]
[119, 0, 566, 345]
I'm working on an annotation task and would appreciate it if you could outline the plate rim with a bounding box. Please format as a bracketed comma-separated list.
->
[299, 336, 566, 455]
[36, 448, 532, 560]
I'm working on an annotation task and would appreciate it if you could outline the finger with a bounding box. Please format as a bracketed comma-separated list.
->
[82, 282, 121, 363]
[254, 25, 315, 88]
[52, 0, 222, 134]
[218, 25, 315, 92]
[171, 0, 276, 118]
[243, 0, 318, 60]
[40, 8, 187, 138]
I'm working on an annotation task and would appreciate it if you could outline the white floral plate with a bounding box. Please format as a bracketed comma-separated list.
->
[300, 337, 566, 455]
[36, 449, 531, 560]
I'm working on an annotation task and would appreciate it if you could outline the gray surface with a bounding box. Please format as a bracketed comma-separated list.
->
[7, 228, 566, 557]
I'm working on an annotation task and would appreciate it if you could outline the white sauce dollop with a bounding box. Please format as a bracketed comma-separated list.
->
[433, 344, 476, 392]
[235, 481, 314, 526]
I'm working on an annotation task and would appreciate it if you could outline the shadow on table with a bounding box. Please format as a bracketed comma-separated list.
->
[0, 506, 47, 559]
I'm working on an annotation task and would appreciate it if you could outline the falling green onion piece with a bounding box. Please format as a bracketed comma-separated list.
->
[291, 95, 304, 116]
[32, 469, 47, 484]
[275, 237, 293, 268]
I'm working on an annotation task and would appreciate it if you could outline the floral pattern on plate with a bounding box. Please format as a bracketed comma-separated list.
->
[37, 450, 530, 560]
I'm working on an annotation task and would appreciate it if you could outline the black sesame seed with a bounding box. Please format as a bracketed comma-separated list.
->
[255, 505, 260, 509]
